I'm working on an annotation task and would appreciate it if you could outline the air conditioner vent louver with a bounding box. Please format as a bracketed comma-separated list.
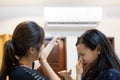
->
[47, 22, 98, 25]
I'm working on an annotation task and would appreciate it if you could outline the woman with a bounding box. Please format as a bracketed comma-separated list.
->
[0, 21, 61, 80]
[59, 29, 120, 80]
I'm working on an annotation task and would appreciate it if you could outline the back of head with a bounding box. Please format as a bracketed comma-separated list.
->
[76, 29, 120, 79]
[12, 21, 45, 57]
[0, 21, 45, 80]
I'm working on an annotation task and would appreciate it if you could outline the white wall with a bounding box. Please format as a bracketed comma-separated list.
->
[0, 6, 44, 34]
[98, 17, 120, 58]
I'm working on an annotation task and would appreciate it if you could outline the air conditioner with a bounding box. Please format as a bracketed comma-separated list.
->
[44, 7, 102, 30]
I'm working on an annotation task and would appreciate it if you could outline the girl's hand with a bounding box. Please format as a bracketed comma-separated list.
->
[58, 69, 72, 78]
[50, 35, 61, 46]
[43, 35, 61, 59]
[76, 58, 83, 74]
[38, 44, 45, 60]
[76, 58, 83, 80]
[39, 35, 61, 60]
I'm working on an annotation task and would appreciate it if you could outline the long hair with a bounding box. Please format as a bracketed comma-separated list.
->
[0, 21, 45, 80]
[76, 29, 120, 80]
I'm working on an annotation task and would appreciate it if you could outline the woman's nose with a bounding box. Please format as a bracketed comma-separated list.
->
[80, 57, 84, 62]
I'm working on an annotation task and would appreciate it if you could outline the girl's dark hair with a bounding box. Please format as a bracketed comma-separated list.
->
[0, 21, 45, 80]
[76, 29, 120, 80]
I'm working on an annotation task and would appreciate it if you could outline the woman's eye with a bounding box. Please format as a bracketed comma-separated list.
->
[81, 54, 85, 56]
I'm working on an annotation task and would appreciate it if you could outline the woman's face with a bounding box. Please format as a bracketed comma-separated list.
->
[76, 43, 100, 72]
[31, 44, 45, 60]
[38, 44, 45, 59]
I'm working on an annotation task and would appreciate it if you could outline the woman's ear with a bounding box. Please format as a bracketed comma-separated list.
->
[96, 45, 101, 55]
[28, 47, 35, 55]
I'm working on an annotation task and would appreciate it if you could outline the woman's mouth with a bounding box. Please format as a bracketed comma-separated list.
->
[83, 63, 87, 69]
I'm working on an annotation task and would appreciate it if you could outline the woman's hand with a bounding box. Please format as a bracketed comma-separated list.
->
[49, 35, 61, 46]
[58, 69, 73, 80]
[76, 58, 83, 74]
[42, 35, 61, 60]
[38, 35, 61, 80]
[58, 69, 72, 77]
[38, 44, 45, 60]
[76, 58, 83, 80]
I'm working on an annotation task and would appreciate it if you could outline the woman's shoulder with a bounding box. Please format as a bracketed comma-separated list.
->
[96, 68, 120, 80]
[9, 66, 48, 80]
[9, 66, 29, 76]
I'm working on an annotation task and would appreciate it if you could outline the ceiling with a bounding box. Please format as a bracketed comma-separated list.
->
[0, 0, 120, 6]
[0, 0, 120, 18]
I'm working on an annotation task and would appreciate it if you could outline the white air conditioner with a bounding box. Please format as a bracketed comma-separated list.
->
[44, 7, 102, 30]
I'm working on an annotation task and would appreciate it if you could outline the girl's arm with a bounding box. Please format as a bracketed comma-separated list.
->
[58, 69, 73, 80]
[44, 35, 60, 59]
[34, 36, 60, 69]
[39, 36, 61, 80]
[76, 58, 83, 80]
[39, 57, 61, 80]
[58, 58, 83, 80]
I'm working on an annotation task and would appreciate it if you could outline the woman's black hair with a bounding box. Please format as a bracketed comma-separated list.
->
[76, 29, 120, 80]
[0, 21, 45, 80]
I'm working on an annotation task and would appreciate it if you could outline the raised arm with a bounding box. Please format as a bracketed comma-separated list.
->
[38, 36, 61, 80]
[58, 58, 83, 80]
[44, 35, 61, 59]
[58, 69, 73, 80]
[34, 36, 60, 69]
[76, 58, 83, 80]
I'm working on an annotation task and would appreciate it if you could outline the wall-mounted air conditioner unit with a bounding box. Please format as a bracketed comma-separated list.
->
[44, 7, 102, 30]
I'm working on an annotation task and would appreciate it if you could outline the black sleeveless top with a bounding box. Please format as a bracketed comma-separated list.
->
[9, 66, 48, 80]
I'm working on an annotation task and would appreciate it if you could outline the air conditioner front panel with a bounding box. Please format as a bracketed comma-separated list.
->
[44, 7, 102, 30]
